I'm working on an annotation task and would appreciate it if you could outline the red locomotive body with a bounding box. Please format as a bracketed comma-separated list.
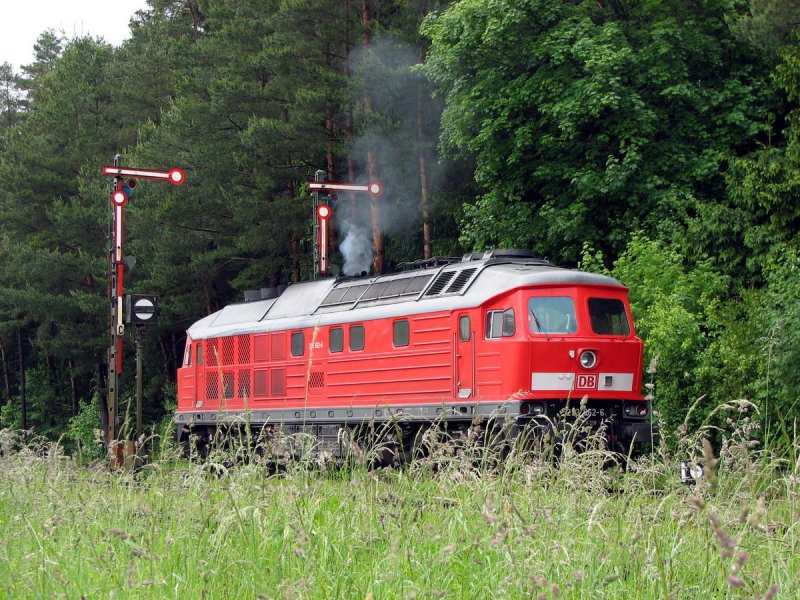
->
[175, 250, 655, 454]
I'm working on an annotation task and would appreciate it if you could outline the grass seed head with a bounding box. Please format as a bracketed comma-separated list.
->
[761, 584, 779, 599]
[727, 575, 745, 587]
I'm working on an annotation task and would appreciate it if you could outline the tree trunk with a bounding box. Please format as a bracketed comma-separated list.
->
[203, 282, 212, 316]
[291, 233, 301, 282]
[159, 335, 170, 378]
[418, 44, 432, 260]
[344, 9, 358, 223]
[171, 332, 179, 374]
[97, 362, 109, 441]
[326, 107, 336, 180]
[325, 43, 338, 250]
[17, 328, 26, 431]
[0, 339, 11, 405]
[68, 358, 78, 417]
[187, 0, 201, 38]
[287, 165, 302, 282]
[361, 0, 384, 274]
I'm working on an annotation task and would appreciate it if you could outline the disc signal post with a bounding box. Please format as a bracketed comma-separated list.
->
[307, 174, 382, 278]
[102, 156, 185, 465]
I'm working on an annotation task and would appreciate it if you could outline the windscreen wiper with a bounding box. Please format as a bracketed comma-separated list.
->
[530, 310, 551, 341]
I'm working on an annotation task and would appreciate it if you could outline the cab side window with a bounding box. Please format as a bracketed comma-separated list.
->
[486, 309, 515, 339]
[502, 309, 515, 336]
[588, 298, 630, 335]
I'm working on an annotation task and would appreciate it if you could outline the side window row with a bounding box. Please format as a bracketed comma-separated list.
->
[291, 320, 410, 356]
[327, 325, 364, 353]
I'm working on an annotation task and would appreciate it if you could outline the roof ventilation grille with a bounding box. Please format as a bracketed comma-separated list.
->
[243, 286, 286, 302]
[425, 271, 456, 296]
[444, 268, 477, 294]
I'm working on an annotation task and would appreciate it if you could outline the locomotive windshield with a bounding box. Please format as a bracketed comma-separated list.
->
[529, 297, 577, 334]
[589, 298, 630, 335]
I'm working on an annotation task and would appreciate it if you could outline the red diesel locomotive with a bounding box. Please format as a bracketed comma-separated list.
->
[175, 249, 655, 456]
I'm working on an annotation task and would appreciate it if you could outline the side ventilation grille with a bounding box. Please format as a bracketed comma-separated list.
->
[309, 372, 324, 388]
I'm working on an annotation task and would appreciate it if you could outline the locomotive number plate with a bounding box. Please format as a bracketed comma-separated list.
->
[576, 374, 597, 389]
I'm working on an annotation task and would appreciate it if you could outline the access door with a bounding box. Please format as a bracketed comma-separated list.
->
[455, 313, 474, 398]
[194, 342, 206, 407]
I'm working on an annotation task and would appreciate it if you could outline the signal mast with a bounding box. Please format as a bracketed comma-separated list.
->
[101, 156, 186, 465]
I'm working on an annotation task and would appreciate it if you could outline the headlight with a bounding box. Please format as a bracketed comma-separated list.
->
[520, 402, 545, 416]
[624, 403, 649, 417]
[579, 350, 597, 369]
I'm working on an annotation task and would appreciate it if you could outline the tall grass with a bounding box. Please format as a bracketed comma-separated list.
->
[0, 411, 796, 599]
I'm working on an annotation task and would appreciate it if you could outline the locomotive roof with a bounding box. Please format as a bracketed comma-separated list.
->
[187, 254, 624, 340]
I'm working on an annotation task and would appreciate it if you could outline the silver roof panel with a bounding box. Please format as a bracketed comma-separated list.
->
[187, 259, 625, 340]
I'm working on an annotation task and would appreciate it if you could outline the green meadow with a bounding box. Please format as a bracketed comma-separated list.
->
[0, 417, 796, 600]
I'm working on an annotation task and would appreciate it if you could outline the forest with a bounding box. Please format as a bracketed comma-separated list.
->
[0, 0, 798, 452]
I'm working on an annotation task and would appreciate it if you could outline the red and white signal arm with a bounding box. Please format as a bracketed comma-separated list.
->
[102, 166, 186, 186]
[308, 180, 383, 197]
[317, 204, 331, 274]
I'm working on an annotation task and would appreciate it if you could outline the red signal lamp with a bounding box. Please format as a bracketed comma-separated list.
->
[168, 168, 186, 185]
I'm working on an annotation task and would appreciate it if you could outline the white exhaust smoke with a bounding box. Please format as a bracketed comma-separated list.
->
[340, 224, 372, 276]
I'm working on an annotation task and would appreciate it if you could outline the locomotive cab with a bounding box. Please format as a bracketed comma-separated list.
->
[511, 284, 653, 451]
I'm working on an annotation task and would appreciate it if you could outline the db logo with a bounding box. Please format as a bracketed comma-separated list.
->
[576, 374, 597, 389]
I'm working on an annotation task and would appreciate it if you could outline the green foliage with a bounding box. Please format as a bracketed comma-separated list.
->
[599, 235, 728, 434]
[422, 0, 774, 262]
[753, 244, 800, 443]
[66, 393, 105, 461]
[0, 366, 72, 439]
[0, 398, 20, 431]
[729, 0, 800, 64]
[595, 232, 796, 446]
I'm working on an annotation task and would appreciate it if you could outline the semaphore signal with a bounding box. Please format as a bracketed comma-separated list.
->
[308, 175, 383, 278]
[101, 157, 187, 466]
